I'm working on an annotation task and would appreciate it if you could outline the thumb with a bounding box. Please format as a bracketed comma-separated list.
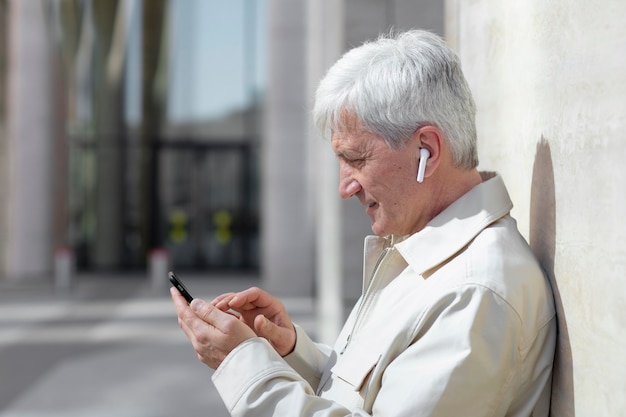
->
[253, 314, 274, 337]
[253, 314, 294, 356]
[191, 298, 207, 314]
[191, 299, 220, 326]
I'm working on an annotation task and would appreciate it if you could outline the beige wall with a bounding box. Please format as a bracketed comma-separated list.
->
[447, 1, 626, 415]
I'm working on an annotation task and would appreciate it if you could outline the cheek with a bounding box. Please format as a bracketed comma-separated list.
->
[374, 185, 404, 213]
[381, 175, 415, 215]
[384, 164, 414, 195]
[363, 158, 413, 199]
[394, 158, 415, 179]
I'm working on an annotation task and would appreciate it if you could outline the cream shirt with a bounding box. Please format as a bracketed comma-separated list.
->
[212, 173, 557, 417]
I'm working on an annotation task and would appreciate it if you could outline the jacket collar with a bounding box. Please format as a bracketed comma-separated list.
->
[392, 172, 513, 276]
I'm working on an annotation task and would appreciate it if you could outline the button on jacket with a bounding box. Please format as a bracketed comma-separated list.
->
[212, 173, 557, 417]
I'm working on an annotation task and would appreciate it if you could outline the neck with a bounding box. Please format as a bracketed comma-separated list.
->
[426, 168, 483, 225]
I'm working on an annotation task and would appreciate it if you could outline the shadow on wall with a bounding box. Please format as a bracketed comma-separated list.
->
[529, 138, 574, 417]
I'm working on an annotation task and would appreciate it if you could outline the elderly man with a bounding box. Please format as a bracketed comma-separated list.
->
[171, 30, 556, 416]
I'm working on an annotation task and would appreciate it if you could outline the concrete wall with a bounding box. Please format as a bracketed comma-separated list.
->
[447, 1, 626, 415]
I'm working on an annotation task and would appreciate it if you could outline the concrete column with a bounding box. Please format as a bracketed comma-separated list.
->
[262, 0, 313, 296]
[0, 0, 8, 277]
[5, 0, 54, 280]
[307, 0, 345, 344]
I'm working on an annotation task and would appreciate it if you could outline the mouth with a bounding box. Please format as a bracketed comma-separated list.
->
[365, 202, 378, 215]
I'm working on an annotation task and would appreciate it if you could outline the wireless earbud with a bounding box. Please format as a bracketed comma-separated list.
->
[416, 148, 430, 183]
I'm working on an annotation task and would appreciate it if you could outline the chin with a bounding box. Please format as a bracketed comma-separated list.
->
[370, 214, 402, 236]
[373, 223, 409, 237]
[370, 223, 390, 237]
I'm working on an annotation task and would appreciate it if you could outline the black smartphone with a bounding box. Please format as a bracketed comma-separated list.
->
[168, 271, 194, 304]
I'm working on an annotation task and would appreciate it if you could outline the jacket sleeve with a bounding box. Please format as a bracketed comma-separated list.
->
[282, 324, 334, 391]
[211, 337, 371, 417]
[212, 286, 534, 417]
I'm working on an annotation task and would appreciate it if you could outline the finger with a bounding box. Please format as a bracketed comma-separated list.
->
[253, 314, 295, 356]
[171, 290, 216, 336]
[191, 299, 232, 333]
[254, 314, 273, 337]
[171, 287, 203, 341]
[254, 313, 290, 339]
[171, 287, 205, 328]
[215, 296, 238, 312]
[190, 299, 257, 348]
[177, 314, 196, 342]
[211, 292, 236, 308]
[228, 287, 272, 310]
[171, 286, 191, 314]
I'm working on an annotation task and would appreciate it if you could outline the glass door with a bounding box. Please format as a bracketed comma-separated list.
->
[155, 142, 259, 271]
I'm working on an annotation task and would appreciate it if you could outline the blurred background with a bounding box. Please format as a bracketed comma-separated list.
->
[0, 0, 444, 304]
[3, 0, 267, 277]
[2, 0, 626, 416]
[0, 1, 442, 415]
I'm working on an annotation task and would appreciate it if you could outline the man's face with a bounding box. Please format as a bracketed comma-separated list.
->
[331, 121, 423, 236]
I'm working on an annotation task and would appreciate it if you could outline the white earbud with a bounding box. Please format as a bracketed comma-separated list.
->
[416, 148, 430, 183]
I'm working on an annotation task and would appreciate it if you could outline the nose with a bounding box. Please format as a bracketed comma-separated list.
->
[338, 164, 362, 199]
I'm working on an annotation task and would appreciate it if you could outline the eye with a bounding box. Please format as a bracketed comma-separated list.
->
[346, 158, 365, 168]
[337, 149, 367, 169]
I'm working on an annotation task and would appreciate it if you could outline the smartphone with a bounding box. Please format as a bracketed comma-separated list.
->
[168, 271, 194, 304]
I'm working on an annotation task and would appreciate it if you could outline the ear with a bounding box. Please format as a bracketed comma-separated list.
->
[413, 125, 444, 181]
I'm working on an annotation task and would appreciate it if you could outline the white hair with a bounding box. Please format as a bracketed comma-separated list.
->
[313, 30, 478, 169]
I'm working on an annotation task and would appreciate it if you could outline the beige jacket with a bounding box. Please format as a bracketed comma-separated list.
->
[212, 173, 556, 416]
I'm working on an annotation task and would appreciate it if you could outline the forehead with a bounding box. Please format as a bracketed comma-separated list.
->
[331, 115, 384, 154]
[332, 129, 375, 154]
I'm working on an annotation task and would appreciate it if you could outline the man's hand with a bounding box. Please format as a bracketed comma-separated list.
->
[171, 287, 257, 369]
[212, 287, 296, 357]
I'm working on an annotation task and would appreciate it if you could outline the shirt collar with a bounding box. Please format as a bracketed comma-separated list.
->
[394, 172, 513, 276]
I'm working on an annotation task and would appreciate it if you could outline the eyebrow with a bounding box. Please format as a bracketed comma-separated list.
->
[336, 149, 364, 160]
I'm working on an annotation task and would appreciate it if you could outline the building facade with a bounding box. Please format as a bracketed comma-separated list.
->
[0, 0, 443, 305]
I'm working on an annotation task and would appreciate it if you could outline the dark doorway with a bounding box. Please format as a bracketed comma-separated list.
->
[154, 140, 259, 271]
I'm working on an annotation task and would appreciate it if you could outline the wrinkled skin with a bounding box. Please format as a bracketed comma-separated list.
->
[171, 286, 296, 369]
